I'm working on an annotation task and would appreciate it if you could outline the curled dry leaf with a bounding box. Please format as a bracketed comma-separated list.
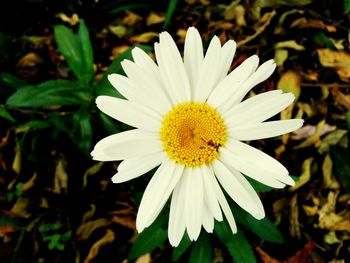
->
[146, 12, 164, 26]
[55, 13, 80, 26]
[76, 218, 110, 241]
[289, 157, 314, 192]
[322, 154, 340, 189]
[83, 229, 115, 263]
[295, 120, 326, 149]
[277, 70, 301, 100]
[53, 157, 68, 194]
[317, 49, 350, 82]
[130, 32, 159, 44]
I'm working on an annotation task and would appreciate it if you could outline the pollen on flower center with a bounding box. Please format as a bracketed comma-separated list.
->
[160, 102, 227, 167]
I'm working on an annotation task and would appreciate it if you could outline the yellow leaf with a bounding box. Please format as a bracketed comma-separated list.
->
[322, 154, 340, 189]
[17, 52, 44, 68]
[83, 162, 104, 188]
[317, 49, 350, 81]
[274, 49, 288, 67]
[295, 119, 325, 149]
[130, 32, 159, 44]
[136, 253, 151, 263]
[122, 11, 142, 26]
[277, 70, 301, 100]
[146, 12, 165, 26]
[275, 40, 305, 51]
[324, 231, 340, 244]
[289, 157, 314, 191]
[302, 205, 318, 216]
[83, 229, 115, 263]
[53, 156, 68, 194]
[22, 172, 37, 192]
[76, 218, 110, 240]
[56, 13, 80, 26]
[12, 141, 21, 174]
[108, 25, 127, 38]
[10, 197, 31, 218]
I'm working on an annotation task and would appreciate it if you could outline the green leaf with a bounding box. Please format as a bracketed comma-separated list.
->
[73, 112, 93, 153]
[95, 45, 152, 97]
[215, 221, 256, 263]
[164, 0, 179, 28]
[0, 106, 15, 122]
[345, 0, 350, 13]
[78, 20, 94, 84]
[54, 20, 94, 84]
[0, 72, 27, 90]
[234, 207, 283, 243]
[6, 80, 92, 107]
[245, 176, 274, 193]
[330, 146, 350, 192]
[127, 215, 168, 260]
[312, 32, 337, 50]
[189, 232, 212, 263]
[346, 110, 350, 130]
[172, 234, 192, 261]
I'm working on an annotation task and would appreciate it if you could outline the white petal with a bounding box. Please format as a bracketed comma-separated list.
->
[201, 166, 223, 221]
[220, 147, 285, 188]
[230, 119, 304, 141]
[185, 167, 204, 241]
[96, 96, 161, 131]
[131, 47, 162, 84]
[111, 152, 166, 183]
[195, 36, 222, 102]
[168, 175, 187, 247]
[207, 55, 259, 109]
[91, 129, 161, 161]
[202, 204, 214, 233]
[156, 32, 191, 102]
[136, 160, 184, 232]
[223, 92, 295, 126]
[221, 139, 295, 186]
[121, 59, 172, 112]
[213, 159, 265, 219]
[208, 168, 237, 233]
[184, 27, 204, 98]
[219, 40, 237, 80]
[218, 59, 276, 113]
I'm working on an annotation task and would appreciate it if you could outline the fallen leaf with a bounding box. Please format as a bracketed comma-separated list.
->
[295, 120, 326, 148]
[82, 204, 96, 223]
[108, 25, 127, 38]
[331, 86, 350, 110]
[55, 13, 80, 26]
[10, 197, 31, 218]
[256, 241, 314, 263]
[277, 70, 301, 100]
[322, 154, 340, 189]
[135, 253, 151, 263]
[274, 49, 288, 67]
[290, 194, 301, 239]
[291, 17, 336, 32]
[275, 40, 305, 51]
[317, 49, 350, 81]
[146, 12, 164, 26]
[291, 123, 336, 141]
[83, 229, 115, 263]
[289, 157, 314, 191]
[130, 32, 159, 44]
[324, 231, 340, 244]
[83, 162, 104, 188]
[76, 218, 110, 240]
[12, 140, 21, 174]
[53, 156, 68, 194]
[16, 52, 44, 68]
[22, 172, 37, 192]
[122, 11, 142, 26]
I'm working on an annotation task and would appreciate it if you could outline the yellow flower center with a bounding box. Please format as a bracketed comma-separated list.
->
[160, 102, 227, 167]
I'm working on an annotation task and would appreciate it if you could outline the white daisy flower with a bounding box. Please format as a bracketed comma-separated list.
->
[91, 27, 303, 247]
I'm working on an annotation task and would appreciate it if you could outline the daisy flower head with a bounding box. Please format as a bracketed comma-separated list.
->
[91, 27, 303, 247]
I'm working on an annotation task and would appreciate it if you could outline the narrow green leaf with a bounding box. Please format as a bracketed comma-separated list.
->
[345, 0, 350, 13]
[95, 45, 152, 97]
[330, 146, 350, 192]
[189, 232, 212, 263]
[234, 207, 284, 243]
[215, 221, 256, 263]
[0, 106, 15, 122]
[172, 234, 192, 261]
[6, 80, 92, 107]
[346, 110, 350, 130]
[73, 112, 93, 153]
[54, 25, 83, 79]
[0, 72, 27, 90]
[127, 215, 168, 260]
[164, 0, 179, 28]
[78, 20, 94, 84]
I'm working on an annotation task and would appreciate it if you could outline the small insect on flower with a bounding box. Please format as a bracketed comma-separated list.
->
[91, 27, 303, 247]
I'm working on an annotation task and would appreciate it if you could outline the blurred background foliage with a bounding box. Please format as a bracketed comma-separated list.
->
[1, 0, 350, 262]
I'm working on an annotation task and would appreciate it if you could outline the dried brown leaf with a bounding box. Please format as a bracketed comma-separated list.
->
[83, 229, 115, 263]
[76, 218, 110, 240]
[146, 12, 164, 26]
[289, 157, 314, 191]
[317, 49, 350, 81]
[56, 13, 80, 26]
